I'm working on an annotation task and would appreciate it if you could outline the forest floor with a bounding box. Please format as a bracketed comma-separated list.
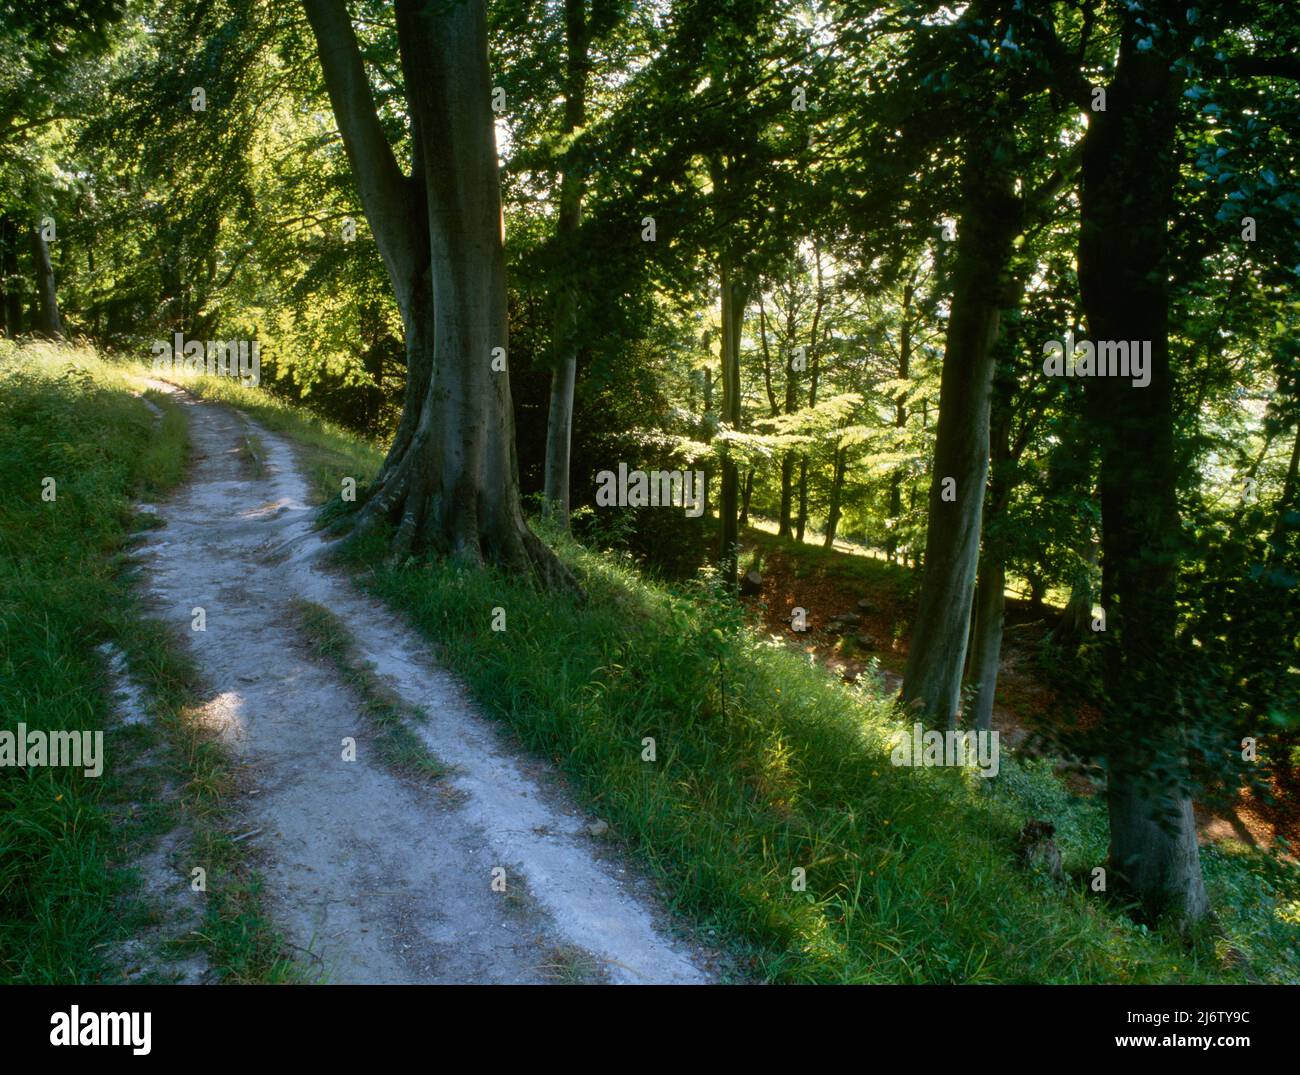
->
[125, 382, 713, 984]
[742, 530, 1300, 860]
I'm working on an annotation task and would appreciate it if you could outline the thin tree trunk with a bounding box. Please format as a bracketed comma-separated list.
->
[700, 365, 713, 522]
[0, 214, 15, 336]
[967, 558, 1005, 732]
[759, 291, 796, 538]
[716, 248, 748, 585]
[30, 223, 63, 338]
[795, 459, 808, 542]
[967, 364, 1017, 732]
[886, 271, 917, 562]
[711, 149, 750, 586]
[543, 350, 577, 523]
[823, 444, 846, 548]
[778, 454, 794, 537]
[1268, 418, 1300, 562]
[542, 0, 589, 528]
[794, 248, 824, 546]
[1078, 8, 1208, 925]
[770, 289, 801, 539]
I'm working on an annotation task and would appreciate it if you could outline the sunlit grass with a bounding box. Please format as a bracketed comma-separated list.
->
[9, 339, 1291, 983]
[0, 340, 298, 983]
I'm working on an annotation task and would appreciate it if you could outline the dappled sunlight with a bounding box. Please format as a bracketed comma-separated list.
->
[190, 690, 248, 746]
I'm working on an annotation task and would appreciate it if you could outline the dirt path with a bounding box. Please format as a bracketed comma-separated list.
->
[133, 382, 709, 984]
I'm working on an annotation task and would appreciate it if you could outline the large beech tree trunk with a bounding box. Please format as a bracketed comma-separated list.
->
[1078, 8, 1208, 925]
[542, 0, 590, 528]
[304, 0, 573, 588]
[900, 135, 1021, 728]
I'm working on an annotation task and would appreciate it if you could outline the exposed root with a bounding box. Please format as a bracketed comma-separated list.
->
[321, 477, 584, 600]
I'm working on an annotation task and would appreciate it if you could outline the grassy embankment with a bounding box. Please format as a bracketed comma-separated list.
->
[16, 350, 1298, 983]
[0, 341, 295, 982]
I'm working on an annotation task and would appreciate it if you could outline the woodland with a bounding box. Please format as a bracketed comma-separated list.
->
[1, 0, 1298, 984]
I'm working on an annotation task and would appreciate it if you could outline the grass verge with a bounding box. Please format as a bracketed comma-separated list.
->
[290, 598, 448, 781]
[345, 475, 1299, 979]
[0, 340, 296, 983]
[345, 533, 1299, 983]
[77, 352, 1300, 984]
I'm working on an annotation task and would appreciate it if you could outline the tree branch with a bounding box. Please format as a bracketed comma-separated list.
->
[1224, 55, 1300, 81]
[301, 0, 424, 303]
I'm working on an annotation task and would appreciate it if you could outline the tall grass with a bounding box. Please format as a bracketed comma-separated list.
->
[349, 535, 1269, 982]
[0, 341, 295, 982]
[151, 369, 385, 504]
[168, 360, 1297, 983]
[0, 341, 174, 980]
[17, 346, 1292, 984]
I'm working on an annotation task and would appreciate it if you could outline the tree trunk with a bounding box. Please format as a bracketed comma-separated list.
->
[886, 274, 916, 563]
[967, 366, 1017, 732]
[1078, 9, 1208, 925]
[542, 0, 589, 528]
[738, 467, 754, 528]
[823, 444, 846, 548]
[30, 223, 63, 338]
[760, 291, 796, 539]
[700, 365, 713, 522]
[900, 135, 1021, 729]
[303, 0, 432, 492]
[305, 0, 574, 589]
[795, 459, 808, 542]
[778, 454, 794, 537]
[716, 254, 748, 585]
[967, 559, 1004, 733]
[0, 214, 17, 336]
[774, 300, 795, 543]
[1268, 417, 1300, 562]
[794, 254, 823, 547]
[1106, 758, 1207, 926]
[543, 353, 577, 524]
[1050, 536, 1099, 646]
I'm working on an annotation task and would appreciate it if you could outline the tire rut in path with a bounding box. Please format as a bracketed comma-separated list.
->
[136, 382, 709, 985]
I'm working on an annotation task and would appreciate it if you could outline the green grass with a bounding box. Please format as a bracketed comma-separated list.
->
[0, 340, 296, 983]
[291, 597, 449, 781]
[346, 535, 1294, 982]
[154, 358, 1298, 984]
[7, 341, 1296, 984]
[299, 410, 1294, 982]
